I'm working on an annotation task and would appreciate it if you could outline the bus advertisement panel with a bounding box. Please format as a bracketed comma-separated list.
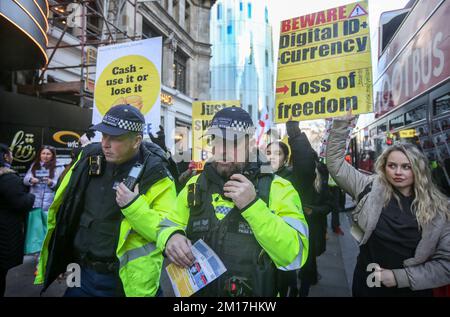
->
[374, 0, 450, 116]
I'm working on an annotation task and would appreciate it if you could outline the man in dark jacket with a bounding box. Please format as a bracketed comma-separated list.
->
[0, 143, 35, 296]
[286, 121, 329, 296]
[35, 105, 177, 297]
[286, 121, 317, 206]
[148, 125, 184, 193]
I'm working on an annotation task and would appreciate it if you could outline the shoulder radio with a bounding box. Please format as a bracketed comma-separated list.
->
[123, 163, 144, 191]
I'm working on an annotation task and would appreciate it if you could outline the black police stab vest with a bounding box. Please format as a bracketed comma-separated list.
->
[73, 158, 137, 264]
[186, 166, 277, 297]
[42, 142, 172, 292]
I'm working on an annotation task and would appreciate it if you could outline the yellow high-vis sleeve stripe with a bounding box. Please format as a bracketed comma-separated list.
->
[121, 176, 177, 243]
[156, 175, 198, 251]
[241, 177, 309, 269]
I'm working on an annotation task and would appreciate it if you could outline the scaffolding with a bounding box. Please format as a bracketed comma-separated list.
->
[29, 0, 142, 108]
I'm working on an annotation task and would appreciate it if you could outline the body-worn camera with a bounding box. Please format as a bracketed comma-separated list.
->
[187, 183, 201, 208]
[89, 155, 104, 176]
[123, 163, 144, 191]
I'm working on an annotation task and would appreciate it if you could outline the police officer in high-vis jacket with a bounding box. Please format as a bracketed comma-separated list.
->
[158, 107, 309, 296]
[35, 105, 177, 297]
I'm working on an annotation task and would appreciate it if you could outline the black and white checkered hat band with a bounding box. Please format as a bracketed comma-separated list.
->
[103, 114, 143, 132]
[210, 118, 254, 133]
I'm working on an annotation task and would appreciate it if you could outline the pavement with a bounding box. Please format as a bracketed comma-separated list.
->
[5, 196, 359, 297]
[308, 210, 359, 297]
[5, 255, 66, 297]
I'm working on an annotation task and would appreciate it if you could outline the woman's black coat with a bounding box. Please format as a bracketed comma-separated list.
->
[0, 167, 35, 270]
[287, 131, 329, 256]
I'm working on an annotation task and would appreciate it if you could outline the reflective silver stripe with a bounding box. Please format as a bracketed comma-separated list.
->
[282, 216, 309, 238]
[157, 218, 185, 236]
[159, 218, 182, 229]
[278, 217, 308, 271]
[119, 242, 157, 268]
[278, 233, 304, 271]
[124, 229, 135, 240]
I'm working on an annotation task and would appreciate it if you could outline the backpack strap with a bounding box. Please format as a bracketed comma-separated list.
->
[357, 181, 373, 203]
[143, 141, 171, 163]
[187, 173, 208, 211]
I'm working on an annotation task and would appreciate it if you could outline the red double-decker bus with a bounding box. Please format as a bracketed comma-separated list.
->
[351, 0, 450, 195]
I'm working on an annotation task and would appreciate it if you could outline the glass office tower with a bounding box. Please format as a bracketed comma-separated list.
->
[210, 0, 275, 124]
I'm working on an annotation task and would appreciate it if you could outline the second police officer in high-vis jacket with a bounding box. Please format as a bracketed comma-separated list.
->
[158, 107, 309, 296]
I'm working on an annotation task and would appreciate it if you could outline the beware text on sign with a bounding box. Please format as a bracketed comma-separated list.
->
[275, 0, 373, 123]
[192, 100, 240, 170]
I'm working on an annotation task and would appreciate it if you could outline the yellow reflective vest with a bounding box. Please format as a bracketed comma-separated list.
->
[35, 145, 177, 297]
[157, 173, 309, 271]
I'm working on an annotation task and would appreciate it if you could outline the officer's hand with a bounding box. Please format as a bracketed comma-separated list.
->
[116, 183, 139, 208]
[337, 108, 355, 122]
[165, 233, 195, 268]
[223, 174, 256, 210]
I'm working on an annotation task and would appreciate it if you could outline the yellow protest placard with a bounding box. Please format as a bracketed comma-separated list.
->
[192, 100, 240, 170]
[93, 38, 162, 137]
[275, 0, 372, 123]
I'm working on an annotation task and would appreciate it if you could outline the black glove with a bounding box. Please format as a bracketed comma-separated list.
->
[149, 125, 167, 151]
[286, 121, 301, 138]
[85, 124, 96, 140]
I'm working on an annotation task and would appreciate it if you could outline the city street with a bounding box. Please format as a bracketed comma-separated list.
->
[6, 198, 359, 297]
[1, 0, 448, 299]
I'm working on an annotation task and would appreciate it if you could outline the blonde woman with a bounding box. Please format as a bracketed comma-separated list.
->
[326, 116, 450, 297]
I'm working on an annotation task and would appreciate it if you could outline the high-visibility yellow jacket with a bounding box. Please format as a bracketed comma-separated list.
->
[35, 143, 177, 297]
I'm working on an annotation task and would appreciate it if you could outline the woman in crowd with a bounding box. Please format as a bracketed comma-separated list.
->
[267, 121, 328, 297]
[0, 144, 35, 296]
[326, 115, 450, 296]
[23, 146, 63, 259]
[266, 140, 299, 297]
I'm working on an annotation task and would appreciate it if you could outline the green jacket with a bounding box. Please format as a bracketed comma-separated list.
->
[158, 172, 309, 271]
[35, 143, 177, 296]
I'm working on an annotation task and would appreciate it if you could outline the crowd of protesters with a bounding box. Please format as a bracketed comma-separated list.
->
[0, 106, 449, 297]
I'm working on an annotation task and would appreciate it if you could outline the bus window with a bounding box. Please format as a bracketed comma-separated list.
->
[373, 137, 388, 159]
[389, 114, 404, 130]
[377, 123, 387, 134]
[405, 104, 427, 125]
[430, 116, 450, 196]
[431, 117, 450, 160]
[415, 124, 429, 138]
[433, 93, 450, 116]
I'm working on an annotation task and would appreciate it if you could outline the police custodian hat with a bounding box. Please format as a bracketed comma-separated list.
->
[91, 104, 145, 136]
[204, 106, 255, 140]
